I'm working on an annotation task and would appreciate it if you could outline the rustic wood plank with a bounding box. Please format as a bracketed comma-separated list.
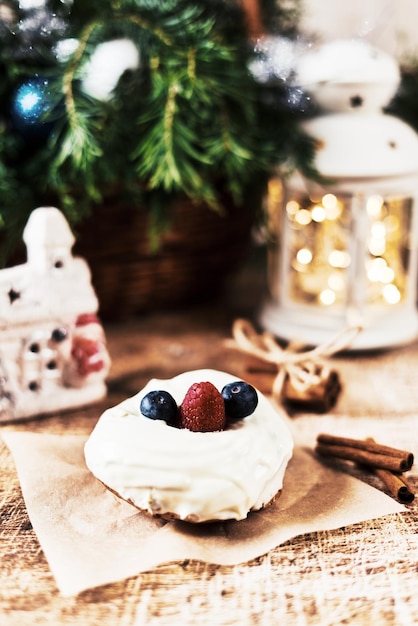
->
[0, 247, 417, 625]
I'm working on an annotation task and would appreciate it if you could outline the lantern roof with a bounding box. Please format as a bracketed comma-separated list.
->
[301, 113, 418, 180]
[296, 39, 400, 113]
[295, 38, 418, 180]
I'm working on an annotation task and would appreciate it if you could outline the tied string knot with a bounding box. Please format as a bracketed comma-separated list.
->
[226, 319, 362, 399]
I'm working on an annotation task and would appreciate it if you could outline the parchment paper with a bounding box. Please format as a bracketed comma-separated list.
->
[2, 431, 406, 596]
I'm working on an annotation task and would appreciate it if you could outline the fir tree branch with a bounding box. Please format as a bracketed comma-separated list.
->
[163, 82, 182, 186]
[124, 13, 173, 47]
[187, 47, 196, 84]
[0, 0, 316, 249]
[62, 21, 97, 131]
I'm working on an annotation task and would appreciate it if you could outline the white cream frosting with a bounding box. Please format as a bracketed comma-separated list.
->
[84, 369, 293, 522]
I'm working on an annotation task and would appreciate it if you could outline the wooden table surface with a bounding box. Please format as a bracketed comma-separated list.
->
[1, 248, 417, 625]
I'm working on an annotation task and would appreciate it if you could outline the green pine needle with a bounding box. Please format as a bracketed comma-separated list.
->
[0, 0, 314, 248]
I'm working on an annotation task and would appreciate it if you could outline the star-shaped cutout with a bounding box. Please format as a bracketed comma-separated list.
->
[8, 288, 21, 304]
[350, 95, 363, 108]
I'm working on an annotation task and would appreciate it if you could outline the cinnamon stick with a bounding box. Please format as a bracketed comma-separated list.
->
[246, 359, 342, 413]
[245, 358, 276, 374]
[283, 369, 341, 413]
[315, 443, 412, 473]
[316, 434, 414, 471]
[315, 434, 415, 503]
[366, 437, 415, 503]
[374, 469, 415, 504]
[235, 374, 272, 396]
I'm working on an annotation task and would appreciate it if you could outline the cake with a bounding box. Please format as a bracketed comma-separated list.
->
[84, 369, 293, 523]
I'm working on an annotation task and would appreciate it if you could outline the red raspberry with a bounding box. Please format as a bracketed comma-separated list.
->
[180, 381, 226, 432]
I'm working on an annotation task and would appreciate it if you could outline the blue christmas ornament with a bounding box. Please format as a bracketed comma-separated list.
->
[11, 77, 54, 140]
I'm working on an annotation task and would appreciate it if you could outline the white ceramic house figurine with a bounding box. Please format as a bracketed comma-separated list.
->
[261, 39, 418, 350]
[0, 207, 111, 422]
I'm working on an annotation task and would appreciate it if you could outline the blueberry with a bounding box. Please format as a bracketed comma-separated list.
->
[221, 381, 258, 420]
[140, 390, 178, 425]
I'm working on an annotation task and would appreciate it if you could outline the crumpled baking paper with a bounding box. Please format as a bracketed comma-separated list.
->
[2, 431, 405, 596]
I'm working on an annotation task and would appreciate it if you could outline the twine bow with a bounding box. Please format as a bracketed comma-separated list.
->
[226, 319, 362, 398]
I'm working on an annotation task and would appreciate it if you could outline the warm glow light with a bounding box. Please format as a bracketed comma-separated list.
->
[322, 194, 342, 220]
[286, 200, 299, 215]
[371, 222, 386, 238]
[384, 214, 399, 234]
[268, 179, 282, 203]
[296, 248, 313, 264]
[367, 258, 395, 283]
[326, 205, 341, 220]
[367, 195, 384, 217]
[369, 238, 386, 256]
[294, 209, 312, 225]
[311, 205, 326, 222]
[322, 193, 338, 209]
[328, 273, 345, 291]
[382, 284, 401, 304]
[319, 289, 336, 305]
[281, 191, 411, 315]
[367, 258, 387, 282]
[328, 250, 350, 268]
[381, 266, 395, 283]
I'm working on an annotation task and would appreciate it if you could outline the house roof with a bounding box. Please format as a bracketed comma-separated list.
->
[0, 207, 98, 328]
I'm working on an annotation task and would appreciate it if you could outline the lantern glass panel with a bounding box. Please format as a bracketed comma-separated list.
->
[364, 195, 412, 307]
[283, 191, 352, 310]
[274, 189, 414, 314]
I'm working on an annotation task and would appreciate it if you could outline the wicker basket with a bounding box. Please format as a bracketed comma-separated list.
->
[72, 194, 258, 319]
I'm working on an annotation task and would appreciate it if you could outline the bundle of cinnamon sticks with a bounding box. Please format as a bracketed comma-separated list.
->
[316, 433, 415, 504]
[243, 358, 342, 413]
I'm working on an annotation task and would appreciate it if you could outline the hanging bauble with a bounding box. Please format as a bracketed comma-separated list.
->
[54, 37, 78, 63]
[10, 77, 55, 141]
[18, 7, 68, 40]
[13, 0, 71, 60]
[249, 35, 314, 114]
[81, 38, 140, 102]
[250, 35, 297, 84]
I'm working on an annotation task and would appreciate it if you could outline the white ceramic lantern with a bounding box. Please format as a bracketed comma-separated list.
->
[260, 39, 418, 350]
